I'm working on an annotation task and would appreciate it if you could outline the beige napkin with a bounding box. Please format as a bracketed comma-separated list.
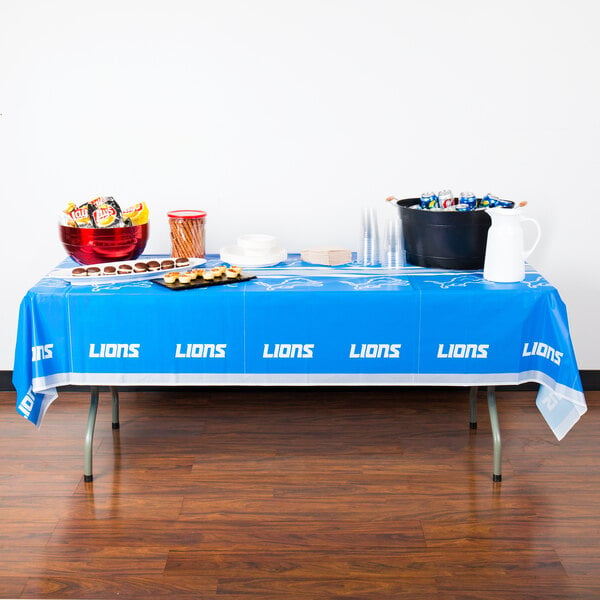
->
[301, 248, 353, 266]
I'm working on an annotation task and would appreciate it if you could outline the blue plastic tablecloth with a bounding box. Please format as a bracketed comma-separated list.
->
[13, 255, 587, 440]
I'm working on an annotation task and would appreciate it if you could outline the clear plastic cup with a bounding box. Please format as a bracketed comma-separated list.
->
[383, 217, 404, 268]
[358, 207, 380, 266]
[167, 210, 206, 258]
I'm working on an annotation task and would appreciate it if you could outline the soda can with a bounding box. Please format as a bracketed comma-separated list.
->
[480, 193, 500, 208]
[437, 189, 455, 209]
[456, 191, 477, 212]
[420, 191, 438, 210]
[494, 198, 515, 208]
[481, 193, 514, 208]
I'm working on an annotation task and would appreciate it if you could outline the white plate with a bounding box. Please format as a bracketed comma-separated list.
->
[47, 256, 206, 285]
[219, 245, 288, 267]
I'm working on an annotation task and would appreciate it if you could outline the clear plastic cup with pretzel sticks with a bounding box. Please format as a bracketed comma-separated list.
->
[167, 210, 206, 258]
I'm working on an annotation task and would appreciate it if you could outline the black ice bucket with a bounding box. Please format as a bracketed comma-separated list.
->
[395, 198, 492, 270]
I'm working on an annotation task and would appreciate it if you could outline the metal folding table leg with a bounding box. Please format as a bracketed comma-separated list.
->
[469, 386, 478, 429]
[487, 386, 502, 482]
[84, 386, 99, 482]
[111, 387, 120, 429]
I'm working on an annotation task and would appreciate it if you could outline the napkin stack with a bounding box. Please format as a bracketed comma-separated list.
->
[301, 248, 352, 266]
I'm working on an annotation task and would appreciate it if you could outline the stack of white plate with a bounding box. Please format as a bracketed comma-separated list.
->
[220, 234, 287, 267]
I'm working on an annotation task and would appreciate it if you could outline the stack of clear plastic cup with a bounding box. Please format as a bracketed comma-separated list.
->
[358, 207, 380, 266]
[383, 216, 405, 268]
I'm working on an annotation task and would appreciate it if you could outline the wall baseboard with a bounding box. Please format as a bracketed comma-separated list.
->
[1, 371, 14, 392]
[2, 370, 599, 393]
[582, 370, 600, 390]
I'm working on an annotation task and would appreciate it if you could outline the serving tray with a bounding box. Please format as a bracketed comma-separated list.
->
[47, 257, 206, 285]
[152, 274, 257, 291]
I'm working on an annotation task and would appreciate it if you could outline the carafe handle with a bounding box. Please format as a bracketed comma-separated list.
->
[521, 217, 541, 259]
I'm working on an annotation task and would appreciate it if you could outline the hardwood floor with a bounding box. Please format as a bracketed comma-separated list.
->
[1, 386, 599, 599]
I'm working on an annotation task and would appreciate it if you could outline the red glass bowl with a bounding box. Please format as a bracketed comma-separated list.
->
[59, 223, 149, 265]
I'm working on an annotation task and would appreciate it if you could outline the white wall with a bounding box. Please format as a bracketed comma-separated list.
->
[1, 0, 599, 370]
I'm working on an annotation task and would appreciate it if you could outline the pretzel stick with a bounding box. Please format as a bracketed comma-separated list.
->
[169, 218, 205, 257]
[182, 220, 194, 256]
[170, 222, 188, 257]
[181, 222, 192, 256]
[180, 221, 192, 256]
[195, 226, 204, 256]
[169, 226, 178, 257]
[174, 234, 186, 258]
[190, 220, 203, 256]
[187, 219, 203, 257]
